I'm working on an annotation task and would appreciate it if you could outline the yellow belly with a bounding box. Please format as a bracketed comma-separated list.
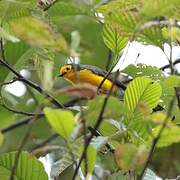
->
[64, 69, 113, 92]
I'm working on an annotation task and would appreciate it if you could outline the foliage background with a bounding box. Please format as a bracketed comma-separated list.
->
[0, 0, 180, 179]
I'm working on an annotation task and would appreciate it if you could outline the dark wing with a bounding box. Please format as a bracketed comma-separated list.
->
[77, 64, 126, 90]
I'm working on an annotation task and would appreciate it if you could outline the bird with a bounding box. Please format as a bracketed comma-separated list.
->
[58, 64, 126, 93]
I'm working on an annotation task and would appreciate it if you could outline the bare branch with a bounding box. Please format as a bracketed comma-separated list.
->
[0, 58, 64, 108]
[160, 58, 180, 71]
[30, 133, 59, 154]
[1, 103, 43, 116]
[1, 114, 43, 134]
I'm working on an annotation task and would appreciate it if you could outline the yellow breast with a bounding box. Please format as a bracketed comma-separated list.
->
[64, 69, 114, 92]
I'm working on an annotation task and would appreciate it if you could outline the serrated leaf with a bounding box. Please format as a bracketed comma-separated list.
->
[124, 77, 162, 141]
[139, 26, 166, 48]
[0, 0, 32, 22]
[122, 64, 165, 81]
[124, 77, 162, 113]
[44, 107, 75, 140]
[102, 24, 128, 54]
[0, 151, 48, 180]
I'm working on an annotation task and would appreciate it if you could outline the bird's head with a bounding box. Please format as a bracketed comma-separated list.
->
[58, 64, 75, 77]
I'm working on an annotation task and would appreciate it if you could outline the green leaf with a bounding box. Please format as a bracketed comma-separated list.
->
[161, 75, 180, 121]
[0, 166, 18, 180]
[122, 64, 165, 81]
[0, 151, 48, 180]
[80, 145, 97, 175]
[0, 27, 19, 42]
[0, 0, 32, 22]
[115, 143, 137, 172]
[102, 24, 128, 54]
[124, 77, 162, 113]
[48, 2, 88, 20]
[44, 107, 75, 140]
[124, 77, 162, 142]
[100, 119, 126, 137]
[115, 144, 148, 172]
[140, 0, 180, 19]
[139, 26, 166, 48]
[151, 123, 180, 148]
[86, 95, 127, 126]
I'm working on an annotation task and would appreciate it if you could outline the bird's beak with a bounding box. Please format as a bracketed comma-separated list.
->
[57, 73, 65, 77]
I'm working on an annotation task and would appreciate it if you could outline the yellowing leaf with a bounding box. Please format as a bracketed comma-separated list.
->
[115, 143, 137, 172]
[44, 107, 75, 140]
[10, 17, 69, 54]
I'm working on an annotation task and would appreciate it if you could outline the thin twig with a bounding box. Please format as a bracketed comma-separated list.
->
[138, 97, 175, 180]
[1, 98, 82, 134]
[0, 58, 64, 108]
[0, 78, 18, 86]
[1, 103, 43, 116]
[160, 58, 180, 71]
[88, 127, 115, 153]
[1, 114, 43, 134]
[30, 133, 59, 153]
[105, 50, 112, 71]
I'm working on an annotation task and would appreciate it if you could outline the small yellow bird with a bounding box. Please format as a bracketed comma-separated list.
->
[58, 64, 126, 93]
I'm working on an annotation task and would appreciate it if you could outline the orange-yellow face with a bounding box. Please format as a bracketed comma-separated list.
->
[59, 64, 74, 77]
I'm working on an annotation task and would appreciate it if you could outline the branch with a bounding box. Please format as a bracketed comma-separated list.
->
[0, 58, 63, 108]
[38, 0, 58, 11]
[1, 103, 43, 116]
[0, 78, 18, 86]
[1, 98, 81, 134]
[1, 114, 43, 134]
[30, 133, 59, 153]
[105, 50, 112, 71]
[160, 58, 180, 71]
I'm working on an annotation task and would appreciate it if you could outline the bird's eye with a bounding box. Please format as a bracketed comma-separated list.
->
[66, 67, 70, 70]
